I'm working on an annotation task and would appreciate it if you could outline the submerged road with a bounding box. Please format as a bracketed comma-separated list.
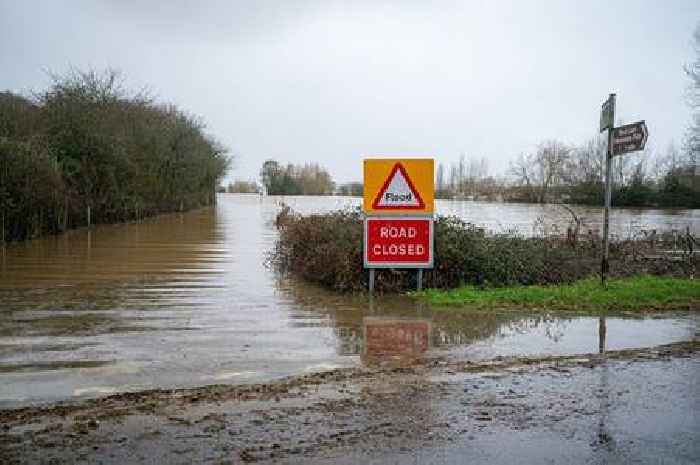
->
[1, 195, 698, 408]
[1, 341, 698, 464]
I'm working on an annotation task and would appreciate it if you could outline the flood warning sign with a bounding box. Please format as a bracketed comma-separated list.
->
[371, 163, 425, 210]
[363, 158, 434, 214]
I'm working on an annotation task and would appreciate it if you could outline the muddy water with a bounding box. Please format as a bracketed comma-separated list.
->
[0, 195, 697, 407]
[278, 195, 699, 236]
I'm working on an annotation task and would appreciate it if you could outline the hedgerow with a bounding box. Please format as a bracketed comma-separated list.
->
[0, 69, 229, 242]
[269, 207, 696, 293]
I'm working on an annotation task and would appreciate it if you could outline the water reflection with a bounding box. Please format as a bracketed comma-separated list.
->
[362, 316, 431, 365]
[594, 363, 615, 458]
[279, 281, 697, 362]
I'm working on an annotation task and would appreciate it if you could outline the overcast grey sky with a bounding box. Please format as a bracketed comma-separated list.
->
[1, 1, 698, 183]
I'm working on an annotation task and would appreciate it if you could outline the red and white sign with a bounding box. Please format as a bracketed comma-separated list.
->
[364, 217, 433, 268]
[371, 163, 426, 210]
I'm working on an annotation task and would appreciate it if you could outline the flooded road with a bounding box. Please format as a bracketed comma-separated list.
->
[0, 195, 698, 407]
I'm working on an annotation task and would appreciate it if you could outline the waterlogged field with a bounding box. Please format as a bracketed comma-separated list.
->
[0, 195, 698, 407]
[279, 195, 699, 236]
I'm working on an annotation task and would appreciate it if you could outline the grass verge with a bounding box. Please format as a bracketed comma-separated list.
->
[415, 275, 700, 312]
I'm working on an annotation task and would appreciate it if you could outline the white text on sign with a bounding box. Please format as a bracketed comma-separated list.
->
[373, 243, 426, 256]
[380, 226, 417, 239]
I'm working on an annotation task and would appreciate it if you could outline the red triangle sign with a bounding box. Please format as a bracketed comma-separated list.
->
[372, 163, 426, 210]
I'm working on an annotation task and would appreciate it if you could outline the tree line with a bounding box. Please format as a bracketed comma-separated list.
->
[260, 160, 334, 195]
[0, 69, 229, 242]
[428, 138, 697, 208]
[226, 163, 360, 196]
[243, 143, 696, 208]
[506, 139, 697, 207]
[224, 180, 260, 194]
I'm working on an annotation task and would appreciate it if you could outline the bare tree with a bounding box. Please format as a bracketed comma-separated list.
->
[566, 136, 605, 185]
[509, 140, 571, 203]
[509, 152, 536, 201]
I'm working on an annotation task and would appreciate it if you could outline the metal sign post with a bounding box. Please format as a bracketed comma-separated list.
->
[601, 93, 615, 286]
[599, 94, 648, 286]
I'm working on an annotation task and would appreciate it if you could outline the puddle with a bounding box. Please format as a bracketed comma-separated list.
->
[431, 313, 699, 360]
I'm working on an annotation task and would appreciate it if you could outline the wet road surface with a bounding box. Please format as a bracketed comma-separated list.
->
[1, 341, 697, 464]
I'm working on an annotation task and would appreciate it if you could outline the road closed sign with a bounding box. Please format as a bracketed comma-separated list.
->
[364, 217, 433, 268]
[363, 159, 434, 214]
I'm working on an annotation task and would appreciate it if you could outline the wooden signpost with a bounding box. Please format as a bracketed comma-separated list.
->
[363, 158, 434, 293]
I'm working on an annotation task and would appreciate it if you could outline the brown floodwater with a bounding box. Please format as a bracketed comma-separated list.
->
[0, 195, 697, 407]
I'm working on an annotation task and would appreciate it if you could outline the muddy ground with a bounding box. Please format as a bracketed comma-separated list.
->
[1, 341, 698, 464]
